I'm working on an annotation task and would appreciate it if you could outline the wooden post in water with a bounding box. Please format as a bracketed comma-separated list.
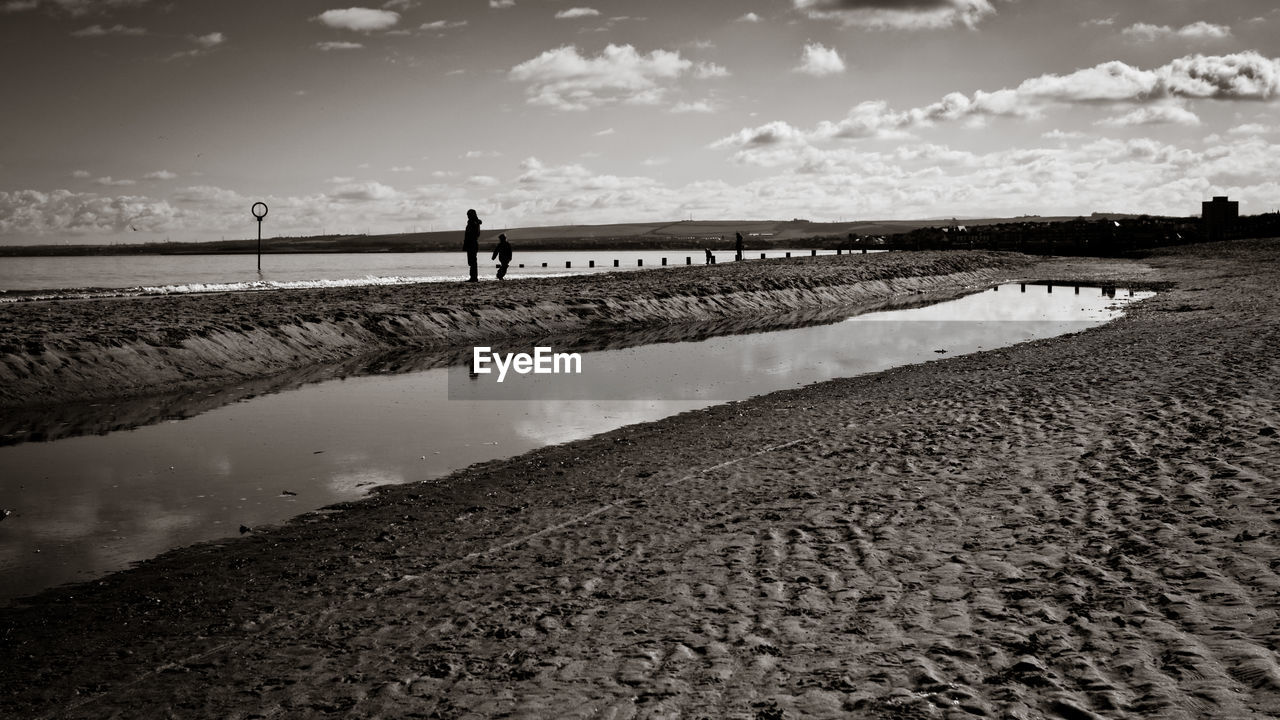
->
[1020, 283, 1026, 292]
[566, 261, 571, 268]
[589, 260, 594, 268]
[614, 259, 619, 267]
[542, 262, 547, 267]
[785, 252, 791, 258]
[686, 257, 691, 265]
[760, 253, 766, 259]
[661, 257, 666, 266]
[638, 259, 644, 267]
[811, 249, 817, 257]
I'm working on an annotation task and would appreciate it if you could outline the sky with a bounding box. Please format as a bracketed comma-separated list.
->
[1, 0, 1278, 245]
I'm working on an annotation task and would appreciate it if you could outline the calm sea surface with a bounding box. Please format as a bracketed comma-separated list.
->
[0, 249, 856, 295]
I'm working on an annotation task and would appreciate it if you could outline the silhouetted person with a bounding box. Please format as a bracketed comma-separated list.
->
[463, 209, 481, 282]
[735, 232, 744, 261]
[492, 233, 512, 280]
[704, 248, 713, 265]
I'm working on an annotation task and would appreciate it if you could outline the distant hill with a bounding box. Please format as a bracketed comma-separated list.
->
[0, 214, 1159, 256]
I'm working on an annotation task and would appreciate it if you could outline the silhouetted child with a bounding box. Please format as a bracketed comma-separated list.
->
[492, 233, 512, 280]
[704, 248, 713, 265]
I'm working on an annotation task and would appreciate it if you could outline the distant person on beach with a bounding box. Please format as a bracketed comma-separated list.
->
[704, 248, 713, 265]
[463, 209, 481, 282]
[492, 233, 512, 280]
[735, 232, 744, 261]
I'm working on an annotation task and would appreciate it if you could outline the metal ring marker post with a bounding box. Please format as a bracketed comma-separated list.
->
[251, 202, 268, 272]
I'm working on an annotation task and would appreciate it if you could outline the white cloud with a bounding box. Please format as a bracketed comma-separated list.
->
[420, 19, 466, 31]
[795, 42, 845, 76]
[794, 0, 997, 30]
[737, 12, 761, 23]
[594, 128, 616, 136]
[509, 44, 695, 111]
[1228, 123, 1276, 135]
[1096, 104, 1201, 127]
[143, 170, 178, 180]
[191, 32, 224, 48]
[489, 0, 514, 7]
[94, 176, 135, 186]
[315, 41, 363, 51]
[555, 7, 599, 19]
[1122, 21, 1232, 43]
[389, 166, 414, 172]
[468, 175, 499, 186]
[714, 53, 1280, 159]
[463, 150, 502, 159]
[0, 189, 177, 236]
[694, 61, 730, 79]
[315, 8, 400, 32]
[671, 100, 716, 113]
[71, 170, 91, 178]
[70, 23, 145, 36]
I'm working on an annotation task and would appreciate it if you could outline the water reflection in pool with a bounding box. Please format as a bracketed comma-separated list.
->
[0, 283, 1151, 601]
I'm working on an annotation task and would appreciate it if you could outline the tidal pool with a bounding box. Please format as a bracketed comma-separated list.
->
[0, 282, 1152, 602]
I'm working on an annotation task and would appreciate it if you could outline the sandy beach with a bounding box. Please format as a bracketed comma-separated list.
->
[1, 241, 1278, 719]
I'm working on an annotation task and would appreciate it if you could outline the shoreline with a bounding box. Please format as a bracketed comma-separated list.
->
[0, 251, 1032, 410]
[2, 240, 1277, 717]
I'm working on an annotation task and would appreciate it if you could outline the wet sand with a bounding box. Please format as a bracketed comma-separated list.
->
[2, 241, 1279, 718]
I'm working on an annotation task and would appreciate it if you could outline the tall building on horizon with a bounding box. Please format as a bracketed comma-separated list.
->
[1202, 196, 1238, 241]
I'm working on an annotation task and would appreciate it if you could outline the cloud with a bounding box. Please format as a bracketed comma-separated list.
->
[555, 7, 600, 19]
[1122, 21, 1232, 43]
[737, 12, 761, 22]
[467, 175, 499, 187]
[143, 170, 178, 180]
[489, 0, 514, 7]
[2, 0, 147, 16]
[70, 23, 145, 36]
[327, 181, 401, 202]
[314, 8, 400, 32]
[1228, 123, 1276, 135]
[509, 44, 695, 111]
[694, 61, 730, 79]
[315, 41, 363, 51]
[190, 32, 224, 48]
[463, 150, 502, 158]
[94, 176, 135, 186]
[71, 170, 91, 178]
[795, 42, 846, 76]
[794, 0, 997, 30]
[714, 53, 1280, 160]
[389, 166, 414, 172]
[671, 100, 716, 113]
[1095, 104, 1201, 127]
[420, 19, 466, 31]
[0, 189, 178, 236]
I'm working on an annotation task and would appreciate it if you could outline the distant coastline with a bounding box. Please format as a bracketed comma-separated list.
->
[0, 215, 1145, 257]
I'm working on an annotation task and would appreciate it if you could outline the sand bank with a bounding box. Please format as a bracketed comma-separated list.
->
[0, 251, 1029, 409]
[2, 241, 1278, 718]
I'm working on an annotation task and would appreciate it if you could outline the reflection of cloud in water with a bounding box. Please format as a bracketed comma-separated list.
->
[511, 400, 707, 447]
[329, 469, 405, 496]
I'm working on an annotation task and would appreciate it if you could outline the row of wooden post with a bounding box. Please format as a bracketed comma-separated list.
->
[515, 247, 869, 269]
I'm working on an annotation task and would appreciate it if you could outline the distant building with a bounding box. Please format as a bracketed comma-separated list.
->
[1202, 196, 1238, 241]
